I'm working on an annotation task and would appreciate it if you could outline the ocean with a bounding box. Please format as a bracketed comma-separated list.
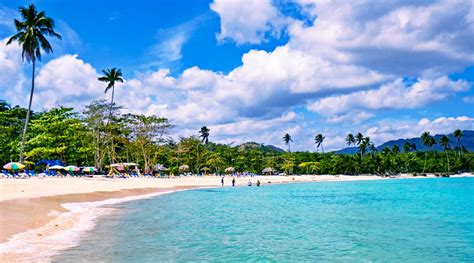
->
[54, 177, 474, 262]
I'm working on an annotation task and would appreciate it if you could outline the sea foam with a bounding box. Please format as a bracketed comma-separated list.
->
[0, 190, 180, 262]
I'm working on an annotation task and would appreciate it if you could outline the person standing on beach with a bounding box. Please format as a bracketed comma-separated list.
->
[221, 176, 224, 186]
[232, 177, 235, 187]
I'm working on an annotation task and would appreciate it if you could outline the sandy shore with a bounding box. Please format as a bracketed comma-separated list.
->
[0, 174, 472, 262]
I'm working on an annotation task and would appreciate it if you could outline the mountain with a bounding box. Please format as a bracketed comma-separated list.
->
[334, 130, 474, 154]
[237, 142, 284, 153]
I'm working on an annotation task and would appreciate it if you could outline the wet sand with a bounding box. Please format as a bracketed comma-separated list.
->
[0, 186, 194, 243]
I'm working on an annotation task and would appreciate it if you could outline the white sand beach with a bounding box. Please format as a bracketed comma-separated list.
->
[0, 174, 472, 262]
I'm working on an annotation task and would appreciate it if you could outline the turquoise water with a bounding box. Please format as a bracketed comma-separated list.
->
[55, 178, 474, 262]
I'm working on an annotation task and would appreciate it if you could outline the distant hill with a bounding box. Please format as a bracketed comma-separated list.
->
[237, 142, 284, 153]
[334, 130, 474, 154]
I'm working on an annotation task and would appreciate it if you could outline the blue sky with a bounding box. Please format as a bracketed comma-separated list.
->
[0, 0, 473, 151]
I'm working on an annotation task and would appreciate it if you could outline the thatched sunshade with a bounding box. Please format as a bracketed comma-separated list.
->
[224, 167, 235, 173]
[262, 167, 274, 174]
[179, 165, 190, 172]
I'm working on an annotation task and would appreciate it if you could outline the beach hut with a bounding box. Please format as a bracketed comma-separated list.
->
[262, 167, 274, 175]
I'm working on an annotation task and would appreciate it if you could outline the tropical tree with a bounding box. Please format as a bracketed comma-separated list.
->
[421, 132, 436, 173]
[283, 133, 292, 152]
[199, 126, 210, 144]
[439, 135, 451, 174]
[346, 133, 355, 154]
[453, 129, 463, 156]
[314, 133, 325, 153]
[98, 68, 124, 122]
[355, 132, 364, 146]
[7, 4, 61, 162]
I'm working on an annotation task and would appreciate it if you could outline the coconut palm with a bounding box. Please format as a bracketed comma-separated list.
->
[453, 129, 463, 156]
[355, 132, 364, 145]
[283, 133, 292, 152]
[314, 133, 325, 153]
[421, 132, 436, 173]
[346, 133, 355, 154]
[7, 4, 61, 162]
[199, 126, 210, 144]
[98, 68, 124, 122]
[439, 135, 451, 173]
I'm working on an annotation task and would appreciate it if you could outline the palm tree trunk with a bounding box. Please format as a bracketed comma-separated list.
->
[321, 143, 324, 154]
[423, 151, 427, 173]
[108, 85, 115, 164]
[445, 150, 450, 174]
[19, 59, 35, 163]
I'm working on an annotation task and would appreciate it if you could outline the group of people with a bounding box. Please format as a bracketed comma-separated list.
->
[221, 177, 261, 187]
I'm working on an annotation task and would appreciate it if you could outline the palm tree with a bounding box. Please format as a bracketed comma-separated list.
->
[355, 132, 364, 146]
[439, 135, 451, 174]
[7, 4, 61, 162]
[453, 129, 463, 156]
[314, 133, 325, 153]
[283, 133, 292, 152]
[199, 126, 210, 144]
[98, 68, 124, 122]
[346, 133, 355, 154]
[421, 132, 436, 173]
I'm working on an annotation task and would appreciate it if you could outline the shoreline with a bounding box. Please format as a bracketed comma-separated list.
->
[1, 174, 472, 261]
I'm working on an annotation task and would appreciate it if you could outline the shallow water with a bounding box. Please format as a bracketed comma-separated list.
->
[55, 178, 474, 262]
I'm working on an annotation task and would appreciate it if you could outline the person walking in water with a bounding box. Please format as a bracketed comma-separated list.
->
[256, 180, 261, 187]
[221, 176, 224, 186]
[232, 177, 235, 187]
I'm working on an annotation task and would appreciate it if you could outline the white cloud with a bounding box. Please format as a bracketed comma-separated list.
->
[364, 115, 474, 146]
[33, 54, 104, 109]
[289, 0, 474, 75]
[0, 38, 22, 84]
[148, 15, 206, 66]
[210, 0, 284, 44]
[308, 76, 470, 122]
[1, 1, 473, 152]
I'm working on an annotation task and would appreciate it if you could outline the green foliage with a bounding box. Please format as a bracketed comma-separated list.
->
[0, 100, 472, 175]
[24, 107, 92, 164]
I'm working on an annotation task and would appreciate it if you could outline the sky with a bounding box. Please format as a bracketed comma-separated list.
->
[0, 0, 473, 151]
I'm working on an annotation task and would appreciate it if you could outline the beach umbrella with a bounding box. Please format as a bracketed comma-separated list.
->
[82, 167, 97, 173]
[123, 162, 138, 166]
[262, 167, 274, 174]
[49, 165, 65, 170]
[64, 165, 79, 172]
[225, 167, 235, 173]
[179, 165, 189, 172]
[3, 162, 25, 170]
[154, 164, 168, 171]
